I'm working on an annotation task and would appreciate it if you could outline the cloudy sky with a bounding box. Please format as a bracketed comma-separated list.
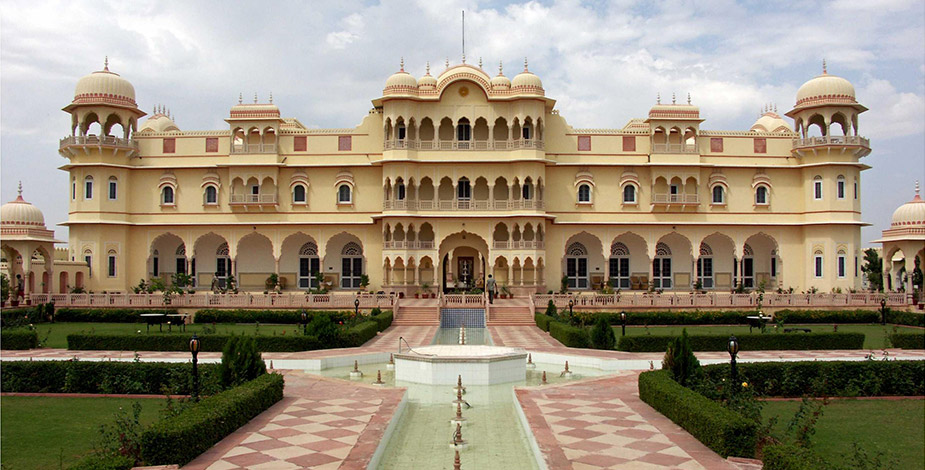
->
[1, 0, 923, 246]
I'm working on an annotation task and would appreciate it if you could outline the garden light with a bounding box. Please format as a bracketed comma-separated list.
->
[620, 311, 627, 336]
[727, 335, 739, 381]
[355, 295, 361, 316]
[568, 298, 574, 316]
[190, 334, 201, 402]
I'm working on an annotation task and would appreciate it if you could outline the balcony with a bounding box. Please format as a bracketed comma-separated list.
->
[651, 193, 699, 206]
[383, 139, 544, 151]
[230, 193, 278, 206]
[492, 240, 545, 250]
[792, 135, 870, 157]
[652, 143, 698, 154]
[383, 199, 545, 211]
[382, 241, 436, 249]
[59, 135, 139, 157]
[231, 143, 277, 154]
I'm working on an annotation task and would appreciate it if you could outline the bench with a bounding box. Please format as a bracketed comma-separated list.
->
[784, 327, 812, 333]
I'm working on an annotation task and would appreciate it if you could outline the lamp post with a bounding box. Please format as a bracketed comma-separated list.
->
[568, 298, 574, 317]
[727, 335, 739, 382]
[354, 295, 361, 317]
[189, 334, 201, 402]
[620, 311, 627, 336]
[880, 298, 887, 325]
[300, 310, 308, 334]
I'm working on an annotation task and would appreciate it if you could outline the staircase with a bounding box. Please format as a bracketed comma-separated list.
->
[393, 298, 440, 325]
[486, 298, 535, 326]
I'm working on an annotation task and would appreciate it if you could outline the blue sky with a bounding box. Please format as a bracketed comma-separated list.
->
[1, 0, 923, 246]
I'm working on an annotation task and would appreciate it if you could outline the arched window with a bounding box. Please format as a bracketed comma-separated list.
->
[697, 243, 714, 289]
[653, 242, 672, 289]
[742, 244, 755, 288]
[84, 176, 94, 200]
[712, 185, 725, 204]
[609, 242, 630, 288]
[298, 242, 320, 289]
[215, 242, 230, 288]
[107, 250, 117, 278]
[396, 179, 406, 200]
[578, 184, 592, 203]
[161, 186, 175, 205]
[72, 178, 77, 200]
[623, 184, 636, 204]
[341, 242, 363, 289]
[522, 180, 533, 200]
[457, 178, 471, 200]
[522, 125, 531, 140]
[836, 175, 846, 199]
[108, 177, 118, 200]
[204, 185, 218, 205]
[293, 184, 307, 203]
[813, 251, 824, 278]
[456, 118, 471, 141]
[397, 123, 407, 140]
[338, 184, 352, 204]
[837, 250, 847, 278]
[565, 242, 589, 289]
[84, 249, 93, 278]
[813, 176, 823, 200]
[755, 185, 769, 205]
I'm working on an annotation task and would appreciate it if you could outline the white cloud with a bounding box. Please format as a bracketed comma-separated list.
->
[858, 78, 925, 138]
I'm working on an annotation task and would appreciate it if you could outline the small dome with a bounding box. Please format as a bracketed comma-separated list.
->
[795, 67, 856, 108]
[140, 108, 180, 133]
[751, 112, 792, 133]
[1, 184, 45, 228]
[891, 183, 925, 228]
[512, 60, 543, 94]
[384, 61, 419, 95]
[491, 73, 511, 90]
[72, 58, 137, 108]
[418, 63, 437, 90]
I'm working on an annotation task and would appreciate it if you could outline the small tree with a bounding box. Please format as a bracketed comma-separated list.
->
[305, 313, 340, 345]
[560, 275, 569, 294]
[590, 316, 616, 350]
[662, 329, 700, 386]
[0, 273, 9, 304]
[861, 248, 883, 291]
[265, 273, 279, 292]
[359, 274, 370, 290]
[545, 299, 557, 318]
[218, 336, 266, 388]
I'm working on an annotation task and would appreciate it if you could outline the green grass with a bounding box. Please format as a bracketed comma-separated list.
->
[32, 322, 302, 349]
[761, 399, 925, 470]
[614, 324, 920, 349]
[0, 396, 167, 470]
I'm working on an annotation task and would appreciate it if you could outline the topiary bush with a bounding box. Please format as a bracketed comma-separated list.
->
[1, 328, 38, 349]
[544, 300, 558, 318]
[589, 316, 616, 350]
[549, 320, 591, 348]
[617, 332, 865, 352]
[218, 336, 266, 388]
[371, 308, 393, 331]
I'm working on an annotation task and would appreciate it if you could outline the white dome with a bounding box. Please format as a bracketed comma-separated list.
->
[418, 73, 437, 90]
[1, 186, 45, 228]
[384, 66, 419, 95]
[795, 72, 856, 108]
[72, 59, 137, 108]
[491, 73, 511, 90]
[511, 63, 543, 94]
[891, 185, 925, 228]
[140, 112, 180, 133]
[750, 112, 792, 133]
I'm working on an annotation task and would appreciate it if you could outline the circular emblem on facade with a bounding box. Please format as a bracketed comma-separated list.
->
[459, 86, 469, 97]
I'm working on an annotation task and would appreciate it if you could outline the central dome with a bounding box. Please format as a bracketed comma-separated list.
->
[72, 59, 137, 108]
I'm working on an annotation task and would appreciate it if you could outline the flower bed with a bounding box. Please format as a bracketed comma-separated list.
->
[617, 332, 864, 352]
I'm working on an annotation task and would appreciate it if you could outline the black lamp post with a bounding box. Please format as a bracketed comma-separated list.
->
[727, 335, 739, 381]
[354, 295, 361, 317]
[300, 310, 308, 334]
[880, 298, 887, 325]
[568, 298, 574, 317]
[620, 311, 627, 336]
[189, 334, 201, 402]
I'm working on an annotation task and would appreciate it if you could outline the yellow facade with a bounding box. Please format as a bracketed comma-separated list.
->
[58, 59, 871, 295]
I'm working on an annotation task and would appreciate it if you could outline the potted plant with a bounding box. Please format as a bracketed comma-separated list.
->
[360, 274, 370, 291]
[421, 282, 431, 298]
[500, 284, 511, 299]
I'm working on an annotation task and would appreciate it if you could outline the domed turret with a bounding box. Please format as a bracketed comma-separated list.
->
[511, 58, 543, 94]
[750, 106, 792, 133]
[383, 59, 419, 96]
[139, 105, 180, 133]
[61, 58, 145, 149]
[418, 62, 437, 91]
[1, 183, 46, 228]
[795, 66, 857, 110]
[786, 61, 868, 156]
[70, 58, 137, 108]
[490, 61, 511, 91]
[891, 182, 925, 229]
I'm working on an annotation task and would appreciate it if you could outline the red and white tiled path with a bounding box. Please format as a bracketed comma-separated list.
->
[183, 371, 403, 470]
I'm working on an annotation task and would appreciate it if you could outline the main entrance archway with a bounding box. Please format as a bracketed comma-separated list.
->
[438, 231, 489, 292]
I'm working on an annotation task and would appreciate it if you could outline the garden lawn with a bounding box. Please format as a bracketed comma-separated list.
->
[614, 324, 920, 350]
[31, 322, 301, 349]
[761, 399, 925, 470]
[0, 396, 167, 470]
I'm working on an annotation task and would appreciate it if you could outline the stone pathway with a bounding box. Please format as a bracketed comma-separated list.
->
[183, 372, 403, 470]
[490, 325, 565, 349]
[517, 372, 736, 470]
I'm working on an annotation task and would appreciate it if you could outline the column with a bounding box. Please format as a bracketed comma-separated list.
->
[488, 184, 494, 210]
[534, 265, 540, 286]
[23, 269, 32, 305]
[507, 264, 513, 287]
[692, 256, 699, 289]
[412, 262, 419, 285]
[446, 254, 454, 288]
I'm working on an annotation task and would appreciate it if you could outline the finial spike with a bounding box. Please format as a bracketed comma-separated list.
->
[104, 56, 109, 71]
[499, 60, 503, 75]
[17, 181, 23, 197]
[478, 57, 482, 68]
[400, 57, 404, 72]
[687, 92, 691, 105]
[672, 92, 676, 105]
[269, 92, 273, 104]
[425, 61, 430, 75]
[822, 58, 827, 74]
[916, 180, 920, 195]
[773, 104, 777, 113]
[238, 93, 243, 104]
[445, 57, 449, 68]
[657, 92, 661, 105]
[254, 92, 258, 104]
[524, 57, 529, 72]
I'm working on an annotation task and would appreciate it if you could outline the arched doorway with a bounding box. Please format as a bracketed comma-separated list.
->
[438, 231, 489, 292]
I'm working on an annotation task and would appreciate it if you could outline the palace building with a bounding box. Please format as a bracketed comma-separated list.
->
[8, 57, 876, 297]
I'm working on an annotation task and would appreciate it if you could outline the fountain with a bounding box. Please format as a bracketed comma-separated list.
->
[394, 344, 528, 385]
[387, 353, 395, 370]
[373, 370, 385, 386]
[349, 360, 363, 379]
[450, 422, 467, 449]
[450, 402, 467, 425]
[560, 361, 573, 378]
[526, 353, 536, 369]
[453, 375, 467, 394]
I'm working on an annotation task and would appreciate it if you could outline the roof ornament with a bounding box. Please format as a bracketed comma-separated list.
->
[445, 57, 450, 69]
[524, 57, 529, 72]
[672, 92, 676, 105]
[773, 103, 777, 113]
[917, 180, 921, 196]
[425, 61, 431, 75]
[400, 57, 405, 72]
[687, 93, 691, 105]
[269, 92, 273, 104]
[103, 56, 109, 72]
[822, 58, 827, 75]
[238, 93, 243, 105]
[656, 93, 661, 105]
[461, 10, 466, 64]
[17, 181, 23, 197]
[499, 60, 503, 75]
[478, 57, 482, 68]
[254, 92, 258, 104]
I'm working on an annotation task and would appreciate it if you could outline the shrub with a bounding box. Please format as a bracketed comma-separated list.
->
[53, 308, 177, 323]
[67, 333, 322, 352]
[761, 442, 827, 470]
[534, 313, 553, 332]
[0, 361, 221, 395]
[617, 332, 865, 352]
[638, 369, 757, 457]
[67, 453, 135, 470]
[140, 373, 284, 466]
[890, 333, 925, 349]
[549, 320, 591, 348]
[0, 306, 45, 327]
[544, 300, 557, 317]
[589, 316, 616, 350]
[1, 329, 38, 349]
[698, 360, 925, 397]
[218, 336, 266, 388]
[663, 329, 700, 386]
[773, 309, 879, 324]
[305, 313, 340, 344]
[886, 310, 925, 327]
[344, 320, 379, 347]
[371, 309, 393, 331]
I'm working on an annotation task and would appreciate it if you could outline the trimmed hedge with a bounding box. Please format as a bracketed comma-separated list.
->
[0, 306, 44, 326]
[0, 360, 221, 395]
[773, 309, 879, 324]
[343, 320, 379, 347]
[638, 369, 757, 457]
[700, 360, 925, 397]
[535, 313, 553, 332]
[593, 310, 750, 325]
[617, 332, 864, 352]
[1, 329, 38, 349]
[890, 333, 925, 349]
[140, 373, 284, 466]
[55, 308, 177, 323]
[193, 309, 392, 324]
[886, 309, 925, 327]
[549, 321, 591, 348]
[371, 309, 393, 331]
[68, 333, 323, 352]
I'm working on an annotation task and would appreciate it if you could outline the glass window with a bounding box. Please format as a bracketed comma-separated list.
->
[397, 125, 406, 140]
[712, 185, 724, 204]
[108, 178, 117, 200]
[205, 186, 217, 204]
[397, 182, 406, 200]
[813, 177, 823, 200]
[162, 186, 174, 205]
[338, 184, 352, 203]
[293, 184, 306, 203]
[623, 185, 636, 203]
[578, 184, 591, 203]
[837, 176, 846, 199]
[85, 255, 92, 277]
[522, 126, 531, 139]
[457, 179, 471, 199]
[457, 121, 471, 141]
[107, 255, 116, 277]
[814, 255, 824, 278]
[84, 176, 93, 199]
[755, 186, 768, 205]
[837, 254, 846, 278]
[523, 182, 532, 200]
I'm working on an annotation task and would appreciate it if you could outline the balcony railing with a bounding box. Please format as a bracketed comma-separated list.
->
[652, 143, 698, 154]
[383, 199, 545, 211]
[29, 292, 395, 309]
[382, 241, 436, 249]
[384, 139, 544, 151]
[230, 193, 278, 205]
[533, 292, 910, 309]
[492, 240, 545, 250]
[231, 143, 277, 154]
[651, 193, 700, 205]
[792, 135, 870, 149]
[60, 135, 139, 151]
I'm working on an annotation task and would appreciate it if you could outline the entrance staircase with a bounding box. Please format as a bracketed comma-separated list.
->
[486, 298, 535, 326]
[393, 298, 440, 325]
